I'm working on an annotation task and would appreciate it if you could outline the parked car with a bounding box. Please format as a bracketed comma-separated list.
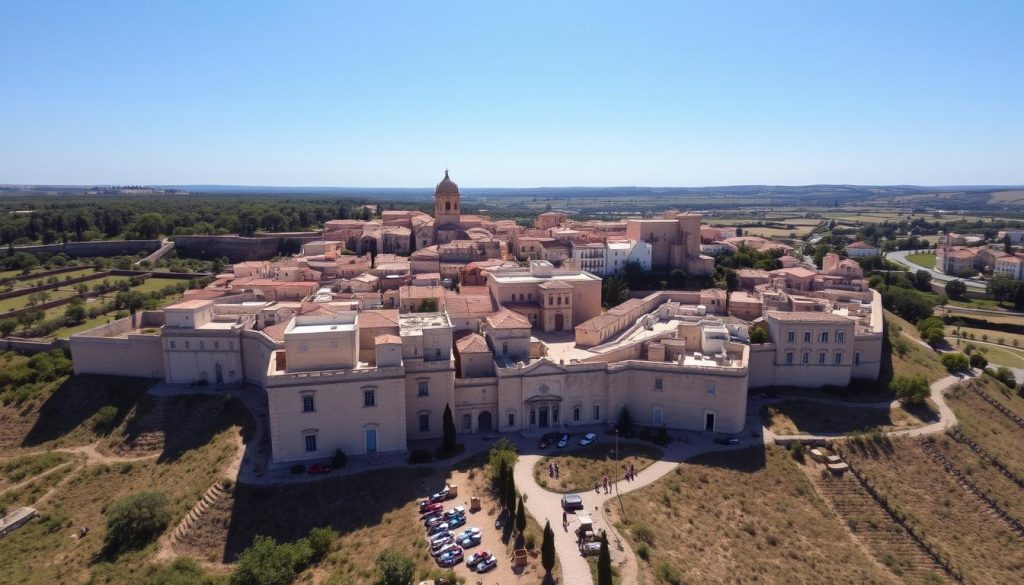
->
[430, 487, 450, 502]
[457, 527, 481, 547]
[476, 553, 498, 573]
[427, 523, 450, 537]
[538, 432, 559, 449]
[494, 515, 505, 529]
[557, 433, 570, 448]
[466, 550, 492, 569]
[443, 506, 465, 519]
[306, 463, 331, 474]
[430, 534, 454, 554]
[432, 541, 460, 558]
[579, 432, 597, 446]
[424, 516, 445, 528]
[420, 502, 443, 516]
[447, 514, 466, 529]
[437, 547, 464, 567]
[713, 436, 740, 445]
[561, 494, 583, 511]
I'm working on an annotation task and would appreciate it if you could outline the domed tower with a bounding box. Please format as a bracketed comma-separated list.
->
[434, 169, 461, 228]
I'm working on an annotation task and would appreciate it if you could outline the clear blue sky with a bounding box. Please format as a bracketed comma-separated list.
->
[1, 1, 1022, 187]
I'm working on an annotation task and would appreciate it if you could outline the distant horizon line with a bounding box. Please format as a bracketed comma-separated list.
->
[3, 182, 1023, 191]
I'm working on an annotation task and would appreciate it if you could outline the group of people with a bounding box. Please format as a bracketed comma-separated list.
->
[547, 460, 561, 479]
[623, 463, 637, 482]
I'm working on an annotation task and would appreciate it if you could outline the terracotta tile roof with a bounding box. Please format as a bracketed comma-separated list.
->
[486, 308, 531, 330]
[400, 285, 445, 300]
[359, 309, 400, 328]
[443, 294, 496, 318]
[455, 332, 491, 353]
[846, 241, 877, 249]
[771, 267, 817, 279]
[375, 333, 402, 344]
[261, 322, 289, 342]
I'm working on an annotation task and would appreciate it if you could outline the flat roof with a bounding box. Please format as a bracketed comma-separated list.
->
[289, 322, 356, 335]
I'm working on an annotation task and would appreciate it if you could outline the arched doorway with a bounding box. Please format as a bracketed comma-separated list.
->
[555, 313, 565, 331]
[478, 411, 493, 432]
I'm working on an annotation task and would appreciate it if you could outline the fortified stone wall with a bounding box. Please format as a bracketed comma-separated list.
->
[2, 240, 161, 258]
[174, 234, 323, 262]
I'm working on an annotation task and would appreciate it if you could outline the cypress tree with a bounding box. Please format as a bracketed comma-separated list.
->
[515, 494, 527, 534]
[541, 520, 555, 574]
[497, 461, 508, 504]
[441, 403, 456, 452]
[597, 531, 613, 585]
[505, 473, 517, 512]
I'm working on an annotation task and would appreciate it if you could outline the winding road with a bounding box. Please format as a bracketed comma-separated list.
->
[885, 249, 987, 291]
[512, 371, 970, 585]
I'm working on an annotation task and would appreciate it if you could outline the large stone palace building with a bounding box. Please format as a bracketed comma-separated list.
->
[68, 172, 883, 465]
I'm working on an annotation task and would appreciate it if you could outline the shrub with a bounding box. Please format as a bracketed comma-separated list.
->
[945, 279, 966, 299]
[93, 405, 119, 433]
[940, 352, 969, 372]
[969, 353, 988, 369]
[656, 561, 683, 585]
[891, 374, 930, 404]
[637, 543, 650, 561]
[525, 530, 537, 549]
[230, 535, 313, 585]
[749, 326, 769, 344]
[330, 449, 347, 468]
[992, 367, 1017, 389]
[407, 449, 432, 464]
[653, 425, 671, 446]
[306, 527, 336, 562]
[143, 557, 222, 585]
[102, 491, 172, 556]
[290, 464, 305, 474]
[632, 523, 655, 546]
[374, 550, 415, 585]
[788, 441, 805, 463]
[916, 316, 946, 346]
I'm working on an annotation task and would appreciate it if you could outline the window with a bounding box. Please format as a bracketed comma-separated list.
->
[573, 406, 581, 422]
[654, 378, 663, 390]
[652, 407, 664, 426]
[557, 296, 561, 305]
[302, 396, 315, 413]
[502, 343, 508, 355]
[552, 406, 560, 424]
[214, 341, 219, 349]
[299, 342, 309, 353]
[418, 381, 429, 396]
[419, 414, 430, 432]
[706, 381, 716, 395]
[529, 409, 536, 426]
[818, 352, 826, 364]
[787, 331, 795, 343]
[199, 341, 205, 350]
[802, 352, 809, 364]
[804, 331, 811, 343]
[363, 389, 376, 407]
[834, 352, 843, 365]
[593, 405, 600, 420]
[528, 293, 532, 301]
[329, 340, 338, 349]
[855, 352, 861, 365]
[170, 341, 176, 349]
[836, 331, 845, 343]
[508, 412, 515, 427]
[304, 434, 317, 453]
[820, 331, 829, 343]
[435, 347, 441, 358]
[461, 414, 472, 431]
[185, 341, 190, 349]
[786, 352, 794, 364]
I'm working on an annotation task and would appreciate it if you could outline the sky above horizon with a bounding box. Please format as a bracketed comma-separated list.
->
[1, 1, 1022, 188]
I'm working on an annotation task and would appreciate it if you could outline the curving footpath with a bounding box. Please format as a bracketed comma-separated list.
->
[514, 371, 969, 585]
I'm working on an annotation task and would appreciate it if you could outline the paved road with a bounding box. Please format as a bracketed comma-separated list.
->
[885, 249, 987, 291]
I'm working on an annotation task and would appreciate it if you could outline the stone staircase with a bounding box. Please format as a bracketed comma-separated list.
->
[169, 482, 228, 545]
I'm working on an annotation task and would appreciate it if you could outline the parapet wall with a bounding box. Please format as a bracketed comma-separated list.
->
[2, 240, 161, 258]
[174, 233, 322, 262]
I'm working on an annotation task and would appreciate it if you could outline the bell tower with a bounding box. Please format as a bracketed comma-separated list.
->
[434, 169, 461, 228]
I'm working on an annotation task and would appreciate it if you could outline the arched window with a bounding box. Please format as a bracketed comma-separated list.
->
[445, 201, 451, 211]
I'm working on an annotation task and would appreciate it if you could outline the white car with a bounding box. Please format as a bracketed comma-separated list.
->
[579, 432, 597, 446]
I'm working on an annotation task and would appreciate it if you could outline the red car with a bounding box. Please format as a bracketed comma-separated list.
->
[306, 464, 331, 475]
[420, 502, 444, 515]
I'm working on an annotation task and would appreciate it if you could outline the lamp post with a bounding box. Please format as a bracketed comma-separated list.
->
[614, 428, 619, 496]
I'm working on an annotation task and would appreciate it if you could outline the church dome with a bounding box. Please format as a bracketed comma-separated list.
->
[435, 170, 460, 195]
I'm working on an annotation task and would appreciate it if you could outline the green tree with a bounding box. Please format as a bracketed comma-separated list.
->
[945, 279, 966, 299]
[505, 472, 517, 513]
[0, 319, 16, 337]
[987, 273, 1017, 304]
[64, 298, 87, 324]
[374, 550, 414, 585]
[488, 437, 518, 483]
[515, 494, 527, 534]
[541, 520, 555, 574]
[597, 531, 613, 585]
[749, 326, 769, 344]
[969, 353, 988, 369]
[230, 535, 312, 585]
[891, 374, 930, 404]
[940, 352, 970, 372]
[497, 461, 508, 505]
[133, 213, 166, 239]
[102, 491, 172, 556]
[441, 403, 457, 452]
[415, 298, 438, 312]
[915, 316, 946, 346]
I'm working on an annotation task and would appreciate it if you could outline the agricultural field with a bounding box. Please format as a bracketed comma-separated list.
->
[611, 446, 895, 585]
